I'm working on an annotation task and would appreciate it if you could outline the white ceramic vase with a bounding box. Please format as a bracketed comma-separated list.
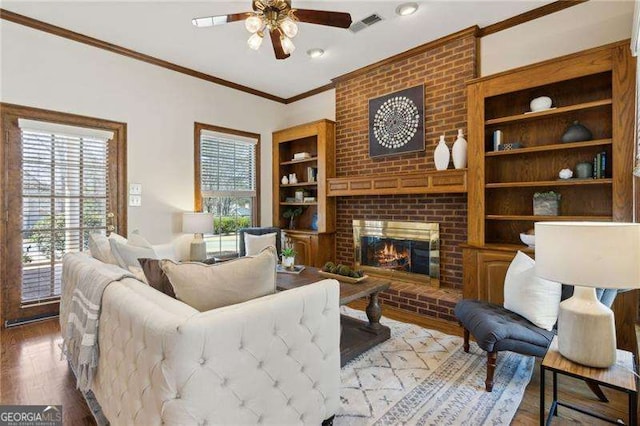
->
[434, 135, 450, 171]
[452, 129, 467, 169]
[281, 176, 289, 185]
[282, 256, 295, 268]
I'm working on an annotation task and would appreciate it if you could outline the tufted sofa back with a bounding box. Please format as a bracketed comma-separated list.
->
[63, 254, 341, 426]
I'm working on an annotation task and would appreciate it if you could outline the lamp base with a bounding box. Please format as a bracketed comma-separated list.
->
[557, 286, 616, 368]
[190, 234, 207, 262]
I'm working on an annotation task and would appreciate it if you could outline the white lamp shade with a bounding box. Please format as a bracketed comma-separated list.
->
[535, 222, 640, 289]
[182, 213, 214, 234]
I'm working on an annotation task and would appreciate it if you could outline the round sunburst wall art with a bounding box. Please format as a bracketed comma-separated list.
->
[368, 85, 425, 158]
[373, 96, 420, 149]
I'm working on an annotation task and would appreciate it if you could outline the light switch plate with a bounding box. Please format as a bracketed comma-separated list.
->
[129, 195, 142, 207]
[129, 183, 142, 195]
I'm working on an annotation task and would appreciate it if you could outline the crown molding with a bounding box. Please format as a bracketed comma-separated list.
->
[0, 8, 287, 104]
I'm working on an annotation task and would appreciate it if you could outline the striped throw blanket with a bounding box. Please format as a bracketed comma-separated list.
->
[61, 253, 134, 391]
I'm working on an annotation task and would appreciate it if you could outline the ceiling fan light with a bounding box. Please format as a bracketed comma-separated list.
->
[281, 35, 296, 54]
[280, 17, 298, 38]
[247, 32, 264, 50]
[396, 2, 419, 16]
[245, 15, 263, 33]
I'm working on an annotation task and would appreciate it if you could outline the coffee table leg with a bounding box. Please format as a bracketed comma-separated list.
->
[365, 292, 383, 331]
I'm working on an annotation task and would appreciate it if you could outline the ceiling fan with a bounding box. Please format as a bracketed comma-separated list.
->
[192, 0, 352, 60]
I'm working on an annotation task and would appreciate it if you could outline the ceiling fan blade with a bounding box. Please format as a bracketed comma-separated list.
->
[294, 9, 352, 29]
[192, 12, 252, 27]
[270, 29, 290, 60]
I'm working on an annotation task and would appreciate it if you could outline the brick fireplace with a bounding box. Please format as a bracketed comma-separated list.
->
[333, 28, 477, 321]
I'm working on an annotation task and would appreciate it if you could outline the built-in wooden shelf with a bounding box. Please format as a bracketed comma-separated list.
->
[280, 182, 318, 187]
[461, 242, 534, 254]
[485, 139, 612, 157]
[485, 178, 612, 189]
[485, 99, 612, 126]
[283, 229, 318, 235]
[280, 157, 318, 165]
[280, 202, 318, 206]
[327, 169, 467, 196]
[485, 214, 612, 221]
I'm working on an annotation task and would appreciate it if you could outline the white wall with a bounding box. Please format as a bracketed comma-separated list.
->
[481, 1, 634, 76]
[1, 21, 287, 243]
[281, 89, 336, 127]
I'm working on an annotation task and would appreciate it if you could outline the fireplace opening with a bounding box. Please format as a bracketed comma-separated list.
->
[353, 220, 439, 287]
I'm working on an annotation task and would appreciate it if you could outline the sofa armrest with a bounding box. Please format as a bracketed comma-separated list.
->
[162, 279, 341, 425]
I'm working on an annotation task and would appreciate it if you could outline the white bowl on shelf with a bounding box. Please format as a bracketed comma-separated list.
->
[529, 96, 552, 112]
[519, 233, 535, 248]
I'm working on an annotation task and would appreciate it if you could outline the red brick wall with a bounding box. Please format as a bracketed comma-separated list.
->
[334, 33, 476, 290]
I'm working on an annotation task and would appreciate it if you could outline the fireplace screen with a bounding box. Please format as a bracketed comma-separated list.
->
[353, 220, 439, 286]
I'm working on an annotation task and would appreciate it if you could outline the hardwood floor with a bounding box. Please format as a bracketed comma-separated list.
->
[1, 309, 634, 425]
[0, 318, 94, 425]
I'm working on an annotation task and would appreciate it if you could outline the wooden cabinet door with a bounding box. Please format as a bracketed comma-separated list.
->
[477, 251, 515, 305]
[285, 233, 311, 266]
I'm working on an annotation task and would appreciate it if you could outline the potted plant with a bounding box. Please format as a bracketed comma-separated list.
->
[283, 207, 303, 229]
[281, 247, 296, 269]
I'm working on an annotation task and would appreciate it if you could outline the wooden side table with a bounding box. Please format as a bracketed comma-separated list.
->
[541, 336, 638, 425]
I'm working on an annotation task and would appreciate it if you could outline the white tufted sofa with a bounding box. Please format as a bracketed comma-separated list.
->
[61, 253, 341, 425]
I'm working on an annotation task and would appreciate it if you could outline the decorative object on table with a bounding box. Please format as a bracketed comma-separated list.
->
[281, 175, 289, 185]
[321, 261, 366, 282]
[294, 190, 304, 202]
[310, 212, 318, 231]
[558, 168, 573, 180]
[561, 120, 593, 143]
[434, 135, 450, 170]
[182, 212, 214, 261]
[575, 161, 593, 179]
[519, 232, 535, 248]
[592, 151, 608, 178]
[293, 152, 311, 160]
[276, 264, 305, 274]
[497, 142, 522, 151]
[533, 191, 561, 216]
[368, 84, 425, 158]
[281, 247, 296, 268]
[452, 128, 468, 169]
[493, 130, 503, 151]
[536, 222, 640, 367]
[529, 96, 553, 112]
[283, 206, 303, 229]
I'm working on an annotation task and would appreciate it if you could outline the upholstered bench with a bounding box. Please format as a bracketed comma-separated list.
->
[455, 287, 617, 393]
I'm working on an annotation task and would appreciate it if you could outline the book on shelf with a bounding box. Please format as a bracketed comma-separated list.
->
[592, 151, 608, 179]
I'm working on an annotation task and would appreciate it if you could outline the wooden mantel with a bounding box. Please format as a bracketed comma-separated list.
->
[326, 169, 467, 197]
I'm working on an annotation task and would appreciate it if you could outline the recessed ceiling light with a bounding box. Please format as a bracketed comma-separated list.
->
[307, 48, 325, 59]
[396, 2, 418, 16]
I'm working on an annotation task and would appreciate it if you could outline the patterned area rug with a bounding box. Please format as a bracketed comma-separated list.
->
[337, 307, 534, 426]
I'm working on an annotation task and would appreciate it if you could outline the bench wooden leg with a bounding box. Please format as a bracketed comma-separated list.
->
[463, 328, 470, 353]
[486, 351, 497, 392]
[585, 379, 609, 402]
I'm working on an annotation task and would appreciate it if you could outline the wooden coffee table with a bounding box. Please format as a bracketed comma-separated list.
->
[277, 266, 391, 366]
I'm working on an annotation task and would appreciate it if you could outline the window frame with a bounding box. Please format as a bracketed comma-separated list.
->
[193, 122, 261, 225]
[0, 102, 127, 325]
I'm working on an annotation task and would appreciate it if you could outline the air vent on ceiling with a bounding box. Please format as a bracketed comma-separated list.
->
[349, 13, 383, 33]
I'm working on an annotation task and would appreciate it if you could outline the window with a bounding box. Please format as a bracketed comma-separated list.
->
[1, 104, 126, 324]
[194, 123, 260, 255]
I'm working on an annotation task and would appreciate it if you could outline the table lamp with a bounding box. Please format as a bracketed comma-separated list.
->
[535, 222, 640, 368]
[182, 212, 214, 261]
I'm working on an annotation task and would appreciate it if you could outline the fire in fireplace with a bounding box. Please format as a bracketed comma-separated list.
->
[353, 220, 439, 287]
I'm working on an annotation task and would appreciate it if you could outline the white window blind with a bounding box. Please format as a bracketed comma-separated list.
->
[200, 130, 257, 198]
[19, 120, 111, 304]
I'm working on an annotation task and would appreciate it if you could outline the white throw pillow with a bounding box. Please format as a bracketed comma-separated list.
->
[160, 246, 277, 311]
[503, 251, 562, 331]
[88, 233, 127, 265]
[110, 237, 157, 271]
[244, 232, 277, 256]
